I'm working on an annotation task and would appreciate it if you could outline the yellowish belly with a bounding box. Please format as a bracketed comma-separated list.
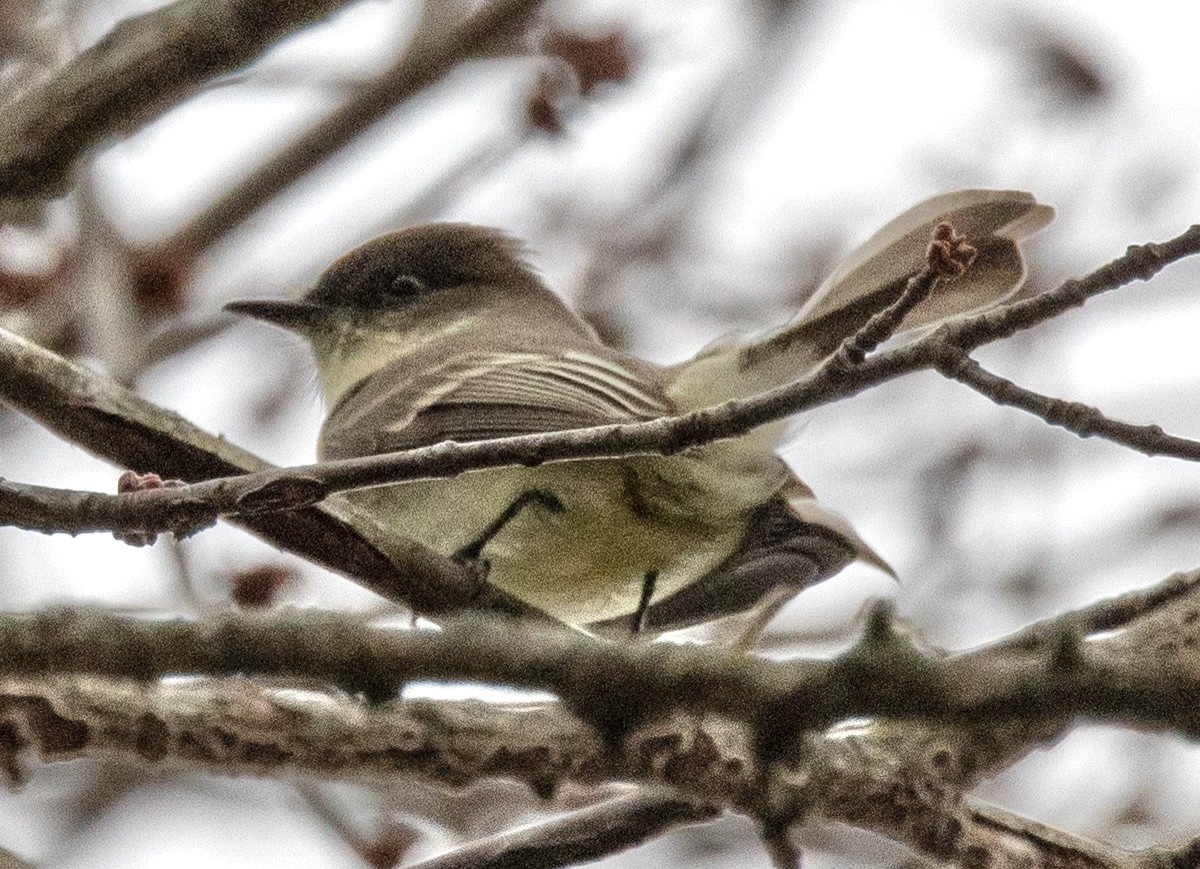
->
[345, 457, 752, 625]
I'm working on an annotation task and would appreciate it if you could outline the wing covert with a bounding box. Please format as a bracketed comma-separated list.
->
[320, 350, 673, 459]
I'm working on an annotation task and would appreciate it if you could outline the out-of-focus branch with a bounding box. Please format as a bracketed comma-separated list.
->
[0, 324, 540, 620]
[0, 0, 363, 204]
[965, 801, 1137, 868]
[163, 0, 545, 259]
[7, 223, 1199, 541]
[406, 791, 714, 869]
[0, 844, 35, 869]
[1142, 837, 1200, 869]
[994, 568, 1200, 654]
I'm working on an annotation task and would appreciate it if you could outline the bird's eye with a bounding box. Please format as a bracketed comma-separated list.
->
[385, 274, 427, 299]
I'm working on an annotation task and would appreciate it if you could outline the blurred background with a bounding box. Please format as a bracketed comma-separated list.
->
[1, 0, 1199, 865]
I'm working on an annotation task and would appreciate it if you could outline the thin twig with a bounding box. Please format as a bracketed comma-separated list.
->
[5, 223, 1199, 540]
[944, 230, 1200, 350]
[406, 791, 714, 869]
[830, 220, 975, 368]
[936, 347, 1200, 460]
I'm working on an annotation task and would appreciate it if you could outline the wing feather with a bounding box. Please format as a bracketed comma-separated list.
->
[320, 349, 673, 460]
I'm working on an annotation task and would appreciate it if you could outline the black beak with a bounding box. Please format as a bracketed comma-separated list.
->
[224, 298, 325, 331]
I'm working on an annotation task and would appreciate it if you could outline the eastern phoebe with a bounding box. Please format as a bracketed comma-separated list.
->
[226, 189, 1052, 631]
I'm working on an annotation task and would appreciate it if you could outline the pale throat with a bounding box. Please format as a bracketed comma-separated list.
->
[312, 313, 483, 408]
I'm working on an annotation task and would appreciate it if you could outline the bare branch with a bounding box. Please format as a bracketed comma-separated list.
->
[6, 223, 1198, 542]
[966, 800, 1136, 869]
[0, 844, 35, 869]
[6, 565, 1194, 868]
[993, 567, 1200, 652]
[942, 228, 1200, 350]
[0, 324, 540, 620]
[830, 221, 976, 368]
[165, 0, 545, 258]
[0, 0, 362, 203]
[5, 601, 1200, 742]
[1141, 837, 1200, 869]
[406, 791, 714, 869]
[0, 671, 1134, 868]
[0, 675, 600, 792]
[936, 347, 1200, 460]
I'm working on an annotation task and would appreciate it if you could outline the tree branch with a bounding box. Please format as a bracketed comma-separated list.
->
[0, 670, 1135, 868]
[0, 324, 540, 620]
[0, 674, 600, 792]
[4, 596, 1200, 744]
[5, 223, 1198, 540]
[7, 564, 1195, 867]
[966, 800, 1138, 869]
[936, 347, 1200, 460]
[164, 0, 546, 258]
[406, 791, 715, 869]
[0, 0, 362, 204]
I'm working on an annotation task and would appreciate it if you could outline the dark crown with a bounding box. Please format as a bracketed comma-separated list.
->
[306, 223, 536, 308]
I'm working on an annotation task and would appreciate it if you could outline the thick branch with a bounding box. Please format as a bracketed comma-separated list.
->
[6, 565, 1194, 869]
[0, 324, 538, 619]
[4, 602, 1200, 742]
[0, 675, 600, 792]
[0, 672, 1135, 868]
[0, 0, 361, 203]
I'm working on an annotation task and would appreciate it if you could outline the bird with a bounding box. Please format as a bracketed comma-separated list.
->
[226, 189, 1053, 633]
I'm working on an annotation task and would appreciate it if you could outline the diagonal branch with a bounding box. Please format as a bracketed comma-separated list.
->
[965, 800, 1137, 869]
[4, 222, 1199, 541]
[935, 346, 1200, 460]
[993, 568, 1200, 653]
[0, 0, 363, 203]
[0, 324, 540, 620]
[163, 0, 545, 259]
[405, 791, 715, 869]
[942, 228, 1200, 349]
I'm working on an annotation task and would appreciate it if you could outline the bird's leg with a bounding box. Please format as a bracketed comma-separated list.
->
[630, 570, 658, 635]
[454, 489, 565, 564]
